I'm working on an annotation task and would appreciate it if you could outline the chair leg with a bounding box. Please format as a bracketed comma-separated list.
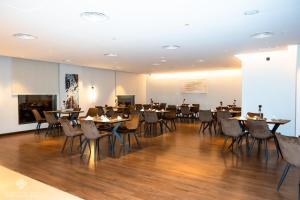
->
[80, 140, 88, 158]
[134, 133, 141, 147]
[94, 139, 98, 160]
[223, 136, 228, 151]
[248, 138, 256, 155]
[264, 139, 268, 161]
[277, 163, 292, 191]
[128, 134, 131, 149]
[61, 136, 69, 153]
[199, 122, 203, 133]
[70, 137, 74, 153]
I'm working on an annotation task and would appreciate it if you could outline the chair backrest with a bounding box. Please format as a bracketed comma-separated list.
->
[232, 107, 241, 111]
[199, 110, 212, 122]
[143, 104, 151, 110]
[166, 105, 177, 111]
[181, 106, 190, 114]
[125, 113, 140, 130]
[43, 111, 58, 124]
[96, 106, 105, 116]
[247, 119, 271, 138]
[220, 119, 242, 137]
[32, 109, 43, 122]
[191, 104, 200, 112]
[86, 108, 98, 117]
[135, 104, 143, 111]
[276, 133, 300, 167]
[80, 120, 100, 139]
[247, 112, 263, 119]
[217, 110, 231, 122]
[144, 111, 158, 123]
[159, 103, 167, 110]
[60, 118, 81, 136]
[164, 110, 176, 119]
[216, 106, 229, 111]
[106, 107, 114, 117]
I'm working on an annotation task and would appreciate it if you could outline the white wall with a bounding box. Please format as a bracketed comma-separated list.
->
[146, 69, 242, 109]
[0, 56, 146, 134]
[238, 45, 298, 136]
[116, 72, 147, 104]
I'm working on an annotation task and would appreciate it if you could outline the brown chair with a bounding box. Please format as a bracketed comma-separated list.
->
[163, 110, 177, 131]
[80, 120, 114, 160]
[220, 119, 248, 152]
[143, 104, 151, 110]
[159, 103, 167, 110]
[247, 119, 278, 160]
[191, 104, 200, 118]
[135, 104, 143, 111]
[32, 109, 46, 134]
[275, 133, 300, 199]
[144, 111, 162, 137]
[167, 105, 177, 111]
[80, 108, 98, 119]
[60, 118, 84, 153]
[117, 113, 141, 151]
[105, 106, 115, 117]
[216, 110, 231, 134]
[216, 106, 229, 111]
[69, 107, 81, 126]
[199, 110, 215, 134]
[96, 106, 105, 116]
[43, 111, 61, 135]
[180, 106, 192, 121]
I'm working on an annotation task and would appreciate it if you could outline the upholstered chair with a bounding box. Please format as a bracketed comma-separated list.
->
[60, 118, 83, 153]
[32, 109, 46, 134]
[276, 133, 300, 200]
[216, 110, 232, 134]
[43, 111, 61, 135]
[220, 119, 248, 152]
[80, 120, 113, 160]
[247, 119, 278, 160]
[198, 110, 215, 134]
[117, 113, 141, 152]
[163, 110, 177, 131]
[144, 111, 162, 137]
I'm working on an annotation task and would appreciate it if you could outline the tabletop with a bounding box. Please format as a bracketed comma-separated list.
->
[229, 116, 290, 125]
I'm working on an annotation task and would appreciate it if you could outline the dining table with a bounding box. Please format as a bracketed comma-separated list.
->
[229, 116, 290, 158]
[92, 116, 130, 154]
[48, 109, 84, 118]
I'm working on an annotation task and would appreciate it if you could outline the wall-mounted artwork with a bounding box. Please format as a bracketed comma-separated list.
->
[65, 74, 79, 108]
[181, 79, 208, 94]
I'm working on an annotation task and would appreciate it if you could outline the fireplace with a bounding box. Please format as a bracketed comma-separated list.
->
[117, 95, 135, 106]
[18, 95, 57, 124]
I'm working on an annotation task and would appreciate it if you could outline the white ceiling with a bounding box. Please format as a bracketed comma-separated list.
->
[0, 0, 300, 73]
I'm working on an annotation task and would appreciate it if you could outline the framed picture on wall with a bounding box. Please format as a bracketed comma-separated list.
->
[65, 74, 79, 108]
[181, 79, 208, 94]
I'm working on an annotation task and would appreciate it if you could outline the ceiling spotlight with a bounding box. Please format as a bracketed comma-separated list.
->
[244, 10, 259, 16]
[104, 53, 118, 57]
[80, 12, 109, 22]
[162, 45, 180, 50]
[160, 59, 167, 63]
[251, 32, 274, 39]
[152, 63, 160, 66]
[13, 33, 37, 40]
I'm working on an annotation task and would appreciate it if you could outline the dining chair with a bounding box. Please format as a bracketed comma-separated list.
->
[32, 109, 46, 134]
[216, 106, 229, 111]
[144, 111, 162, 137]
[198, 110, 215, 134]
[117, 113, 141, 152]
[180, 106, 192, 121]
[220, 119, 248, 152]
[105, 106, 115, 117]
[80, 120, 114, 160]
[275, 133, 300, 200]
[143, 104, 151, 110]
[43, 111, 61, 135]
[247, 112, 263, 119]
[247, 119, 279, 160]
[60, 118, 84, 154]
[191, 104, 200, 118]
[159, 103, 167, 110]
[96, 106, 105, 116]
[135, 104, 143, 111]
[163, 110, 177, 131]
[217, 110, 232, 134]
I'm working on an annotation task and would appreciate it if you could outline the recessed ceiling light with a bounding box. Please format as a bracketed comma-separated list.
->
[104, 53, 118, 57]
[13, 33, 37, 40]
[244, 10, 259, 16]
[80, 12, 109, 22]
[152, 63, 160, 66]
[197, 59, 205, 63]
[251, 32, 274, 39]
[162, 45, 180, 50]
[185, 24, 190, 26]
[63, 59, 71, 63]
[160, 59, 167, 63]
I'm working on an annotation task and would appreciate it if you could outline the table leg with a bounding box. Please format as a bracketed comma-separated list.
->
[271, 123, 283, 158]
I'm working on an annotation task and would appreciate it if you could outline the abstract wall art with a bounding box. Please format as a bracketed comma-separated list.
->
[65, 74, 79, 108]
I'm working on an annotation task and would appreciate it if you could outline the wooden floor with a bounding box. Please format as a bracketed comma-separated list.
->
[0, 122, 298, 200]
